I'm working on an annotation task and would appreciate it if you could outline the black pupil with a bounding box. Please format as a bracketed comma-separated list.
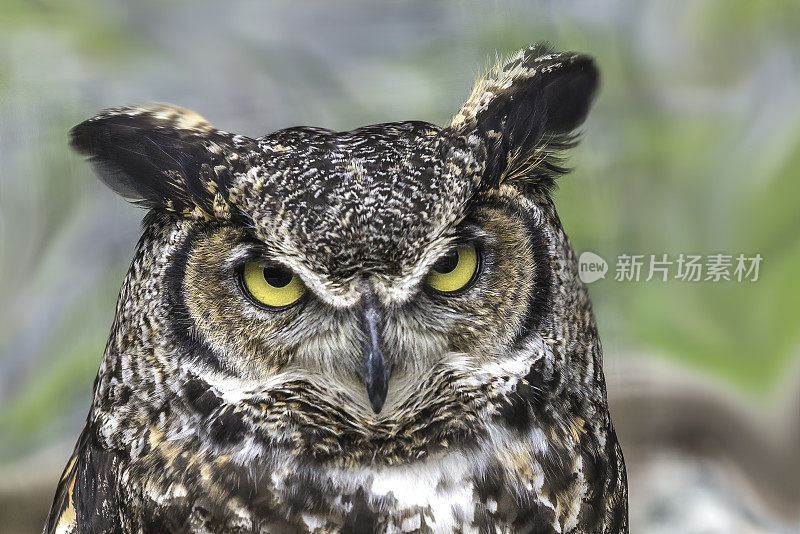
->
[433, 249, 460, 274]
[263, 266, 293, 288]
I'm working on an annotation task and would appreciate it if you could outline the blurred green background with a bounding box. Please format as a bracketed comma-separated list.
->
[1, 1, 799, 532]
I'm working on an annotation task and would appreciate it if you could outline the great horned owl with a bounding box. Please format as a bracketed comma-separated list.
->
[45, 45, 627, 533]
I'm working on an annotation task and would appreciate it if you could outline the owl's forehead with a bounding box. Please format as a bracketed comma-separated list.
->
[227, 121, 482, 294]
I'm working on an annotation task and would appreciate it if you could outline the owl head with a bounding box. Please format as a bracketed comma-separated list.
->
[74, 46, 602, 465]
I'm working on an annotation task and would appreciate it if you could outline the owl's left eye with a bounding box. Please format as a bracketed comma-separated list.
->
[425, 242, 479, 293]
[240, 261, 306, 308]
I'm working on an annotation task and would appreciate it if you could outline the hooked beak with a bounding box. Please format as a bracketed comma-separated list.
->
[361, 292, 390, 413]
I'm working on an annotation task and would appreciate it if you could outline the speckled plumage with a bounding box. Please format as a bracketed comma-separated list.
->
[46, 45, 627, 533]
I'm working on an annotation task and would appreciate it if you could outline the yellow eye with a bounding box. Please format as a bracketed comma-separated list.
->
[426, 242, 479, 293]
[241, 261, 305, 308]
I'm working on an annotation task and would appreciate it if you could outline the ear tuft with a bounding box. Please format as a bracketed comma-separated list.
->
[70, 103, 252, 219]
[450, 45, 599, 193]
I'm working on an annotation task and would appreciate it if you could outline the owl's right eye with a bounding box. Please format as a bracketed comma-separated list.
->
[240, 261, 306, 308]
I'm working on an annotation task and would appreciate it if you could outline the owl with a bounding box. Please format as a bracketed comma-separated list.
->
[45, 45, 627, 533]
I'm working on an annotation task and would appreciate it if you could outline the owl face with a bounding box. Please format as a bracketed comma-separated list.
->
[175, 197, 543, 413]
[72, 46, 600, 464]
[168, 121, 551, 416]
